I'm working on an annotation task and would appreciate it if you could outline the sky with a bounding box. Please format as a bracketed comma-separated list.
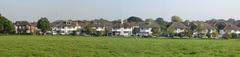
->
[0, 0, 240, 22]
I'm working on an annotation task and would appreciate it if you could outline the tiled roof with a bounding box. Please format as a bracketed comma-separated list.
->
[224, 23, 240, 30]
[51, 20, 78, 27]
[191, 21, 215, 30]
[112, 22, 138, 28]
[15, 21, 30, 26]
[168, 22, 187, 29]
[139, 22, 159, 28]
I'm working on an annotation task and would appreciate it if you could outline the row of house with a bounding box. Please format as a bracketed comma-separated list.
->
[14, 20, 240, 38]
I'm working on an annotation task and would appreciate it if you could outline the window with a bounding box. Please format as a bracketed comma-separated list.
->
[124, 31, 129, 33]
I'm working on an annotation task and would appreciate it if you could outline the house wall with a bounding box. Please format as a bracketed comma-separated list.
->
[111, 27, 133, 36]
[95, 27, 105, 31]
[138, 28, 152, 36]
[15, 25, 31, 34]
[52, 26, 81, 35]
[176, 28, 184, 33]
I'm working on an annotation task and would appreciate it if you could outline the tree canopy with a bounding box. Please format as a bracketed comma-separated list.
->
[151, 27, 160, 35]
[37, 17, 50, 35]
[155, 17, 167, 32]
[0, 15, 15, 34]
[215, 22, 226, 31]
[171, 16, 183, 23]
[127, 16, 143, 22]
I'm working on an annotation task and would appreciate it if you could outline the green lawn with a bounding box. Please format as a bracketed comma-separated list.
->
[0, 36, 239, 57]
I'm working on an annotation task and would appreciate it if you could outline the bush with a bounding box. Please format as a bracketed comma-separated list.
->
[184, 30, 193, 38]
[212, 32, 219, 39]
[232, 33, 238, 39]
[224, 33, 232, 39]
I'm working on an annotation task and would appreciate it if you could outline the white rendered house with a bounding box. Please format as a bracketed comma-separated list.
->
[51, 20, 81, 35]
[112, 27, 133, 36]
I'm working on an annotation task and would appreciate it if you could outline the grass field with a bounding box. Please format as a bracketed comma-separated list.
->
[0, 36, 239, 57]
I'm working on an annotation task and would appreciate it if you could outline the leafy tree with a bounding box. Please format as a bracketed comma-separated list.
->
[93, 18, 110, 24]
[104, 28, 110, 36]
[84, 25, 96, 35]
[95, 31, 104, 36]
[145, 18, 154, 22]
[226, 18, 236, 24]
[151, 27, 160, 35]
[212, 32, 219, 39]
[196, 24, 206, 38]
[127, 16, 143, 22]
[155, 17, 167, 33]
[231, 33, 238, 39]
[37, 17, 50, 35]
[0, 15, 15, 34]
[171, 16, 183, 23]
[184, 29, 193, 38]
[197, 24, 206, 33]
[215, 22, 226, 31]
[132, 28, 140, 35]
[224, 32, 232, 39]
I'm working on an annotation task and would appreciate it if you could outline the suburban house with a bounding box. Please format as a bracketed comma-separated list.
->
[15, 21, 38, 34]
[111, 20, 138, 36]
[29, 22, 38, 33]
[91, 19, 112, 32]
[167, 22, 187, 34]
[137, 21, 159, 36]
[219, 23, 240, 37]
[189, 21, 216, 38]
[51, 20, 82, 35]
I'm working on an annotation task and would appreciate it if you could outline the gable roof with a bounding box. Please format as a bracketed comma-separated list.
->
[112, 22, 138, 28]
[30, 22, 37, 27]
[15, 21, 30, 26]
[91, 20, 112, 27]
[74, 20, 90, 27]
[191, 21, 215, 30]
[224, 23, 240, 30]
[168, 22, 187, 29]
[51, 20, 78, 27]
[139, 21, 159, 28]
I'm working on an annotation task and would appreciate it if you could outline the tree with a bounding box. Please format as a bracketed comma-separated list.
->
[84, 25, 96, 35]
[127, 16, 143, 22]
[151, 27, 160, 35]
[196, 24, 207, 38]
[184, 29, 193, 38]
[212, 32, 219, 39]
[104, 28, 110, 36]
[37, 17, 50, 35]
[0, 15, 15, 34]
[231, 33, 238, 39]
[215, 22, 226, 31]
[155, 17, 167, 33]
[196, 24, 206, 33]
[93, 18, 110, 24]
[171, 16, 183, 22]
[226, 18, 236, 24]
[132, 28, 140, 35]
[145, 18, 154, 22]
[224, 32, 232, 39]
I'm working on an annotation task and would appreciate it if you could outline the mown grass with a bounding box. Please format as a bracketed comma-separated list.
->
[0, 35, 239, 57]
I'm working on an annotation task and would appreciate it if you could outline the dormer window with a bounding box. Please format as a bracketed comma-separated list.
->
[66, 22, 71, 25]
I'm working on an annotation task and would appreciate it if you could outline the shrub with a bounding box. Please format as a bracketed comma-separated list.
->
[212, 32, 219, 39]
[224, 32, 232, 39]
[232, 33, 238, 39]
[184, 30, 193, 38]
